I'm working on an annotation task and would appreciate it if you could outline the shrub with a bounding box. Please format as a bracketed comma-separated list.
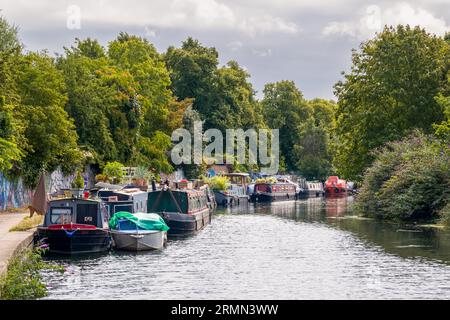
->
[0, 248, 55, 300]
[355, 132, 449, 222]
[70, 171, 85, 189]
[95, 173, 107, 182]
[103, 161, 124, 184]
[203, 176, 229, 191]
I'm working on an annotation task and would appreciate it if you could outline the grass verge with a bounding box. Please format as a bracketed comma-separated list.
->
[9, 215, 44, 232]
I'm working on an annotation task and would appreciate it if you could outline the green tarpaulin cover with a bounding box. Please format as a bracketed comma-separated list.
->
[109, 211, 169, 231]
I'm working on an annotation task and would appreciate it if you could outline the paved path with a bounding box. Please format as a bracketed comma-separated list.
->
[0, 213, 35, 276]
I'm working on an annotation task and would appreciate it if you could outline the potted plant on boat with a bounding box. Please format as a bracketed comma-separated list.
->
[71, 171, 85, 198]
[133, 166, 152, 191]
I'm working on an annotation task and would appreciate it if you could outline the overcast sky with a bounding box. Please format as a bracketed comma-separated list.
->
[0, 0, 449, 100]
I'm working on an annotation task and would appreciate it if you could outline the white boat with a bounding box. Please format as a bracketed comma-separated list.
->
[111, 229, 167, 251]
[109, 212, 169, 251]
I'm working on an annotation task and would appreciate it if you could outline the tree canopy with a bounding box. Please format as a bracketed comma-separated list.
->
[333, 25, 450, 180]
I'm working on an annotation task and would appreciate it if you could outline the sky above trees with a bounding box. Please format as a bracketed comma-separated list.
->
[0, 0, 448, 100]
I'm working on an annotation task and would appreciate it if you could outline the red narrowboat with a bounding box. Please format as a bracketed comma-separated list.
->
[324, 176, 348, 196]
[251, 181, 297, 202]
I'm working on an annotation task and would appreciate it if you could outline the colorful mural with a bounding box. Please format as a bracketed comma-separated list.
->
[0, 166, 95, 211]
[0, 173, 33, 211]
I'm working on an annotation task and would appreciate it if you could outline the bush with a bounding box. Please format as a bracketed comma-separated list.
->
[355, 132, 449, 222]
[0, 248, 54, 300]
[95, 173, 107, 182]
[102, 161, 124, 184]
[203, 176, 229, 191]
[70, 171, 85, 189]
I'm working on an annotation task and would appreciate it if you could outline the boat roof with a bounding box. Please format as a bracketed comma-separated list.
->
[94, 182, 124, 190]
[224, 173, 250, 177]
[100, 188, 147, 195]
[49, 197, 101, 204]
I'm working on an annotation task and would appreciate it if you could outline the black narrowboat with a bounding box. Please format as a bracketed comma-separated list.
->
[37, 197, 111, 254]
[96, 187, 148, 217]
[250, 182, 297, 202]
[147, 188, 211, 237]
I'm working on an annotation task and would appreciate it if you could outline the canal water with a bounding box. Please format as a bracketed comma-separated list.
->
[42, 197, 450, 299]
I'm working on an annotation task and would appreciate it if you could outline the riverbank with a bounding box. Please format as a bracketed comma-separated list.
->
[0, 212, 35, 276]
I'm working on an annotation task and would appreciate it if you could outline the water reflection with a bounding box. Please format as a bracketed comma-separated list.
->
[42, 197, 450, 299]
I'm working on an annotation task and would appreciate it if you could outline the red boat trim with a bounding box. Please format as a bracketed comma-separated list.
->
[47, 223, 97, 231]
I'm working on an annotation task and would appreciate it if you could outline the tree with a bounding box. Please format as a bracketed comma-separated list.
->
[262, 80, 312, 171]
[107, 33, 177, 171]
[0, 17, 23, 173]
[211, 61, 264, 131]
[0, 16, 21, 52]
[57, 39, 118, 164]
[165, 37, 219, 118]
[334, 25, 450, 180]
[15, 52, 81, 186]
[0, 97, 22, 172]
[293, 119, 332, 180]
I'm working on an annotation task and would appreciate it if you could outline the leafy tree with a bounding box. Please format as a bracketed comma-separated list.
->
[107, 33, 178, 171]
[334, 25, 450, 180]
[165, 37, 218, 118]
[57, 40, 118, 164]
[15, 52, 81, 186]
[293, 119, 332, 180]
[0, 17, 23, 173]
[211, 61, 265, 131]
[0, 16, 21, 52]
[433, 71, 450, 141]
[262, 80, 312, 171]
[0, 97, 22, 172]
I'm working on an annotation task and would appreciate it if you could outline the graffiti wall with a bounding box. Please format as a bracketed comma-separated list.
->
[0, 173, 33, 211]
[0, 166, 95, 211]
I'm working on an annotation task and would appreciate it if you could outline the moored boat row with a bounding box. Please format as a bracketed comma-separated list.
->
[36, 183, 214, 255]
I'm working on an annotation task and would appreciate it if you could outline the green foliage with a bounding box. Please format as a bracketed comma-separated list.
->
[165, 39, 263, 132]
[0, 248, 60, 300]
[0, 97, 22, 172]
[71, 171, 85, 189]
[0, 16, 21, 52]
[355, 132, 449, 222]
[262, 80, 312, 171]
[203, 175, 229, 191]
[165, 37, 218, 117]
[103, 161, 124, 184]
[134, 165, 153, 181]
[15, 52, 82, 186]
[433, 74, 450, 141]
[334, 25, 450, 181]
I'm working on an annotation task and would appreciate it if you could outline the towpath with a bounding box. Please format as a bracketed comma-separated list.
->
[0, 212, 34, 276]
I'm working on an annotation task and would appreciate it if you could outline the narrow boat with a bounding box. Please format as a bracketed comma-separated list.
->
[306, 181, 325, 197]
[250, 178, 297, 202]
[37, 197, 111, 254]
[96, 187, 148, 217]
[214, 173, 250, 206]
[324, 176, 348, 196]
[109, 212, 168, 251]
[147, 188, 211, 237]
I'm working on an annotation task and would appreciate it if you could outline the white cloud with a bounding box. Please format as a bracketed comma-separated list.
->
[252, 48, 272, 57]
[322, 2, 449, 39]
[0, 0, 299, 36]
[227, 41, 243, 52]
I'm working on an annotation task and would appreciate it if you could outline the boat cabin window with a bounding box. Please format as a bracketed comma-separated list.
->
[50, 207, 72, 224]
[76, 203, 98, 226]
[113, 204, 133, 214]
